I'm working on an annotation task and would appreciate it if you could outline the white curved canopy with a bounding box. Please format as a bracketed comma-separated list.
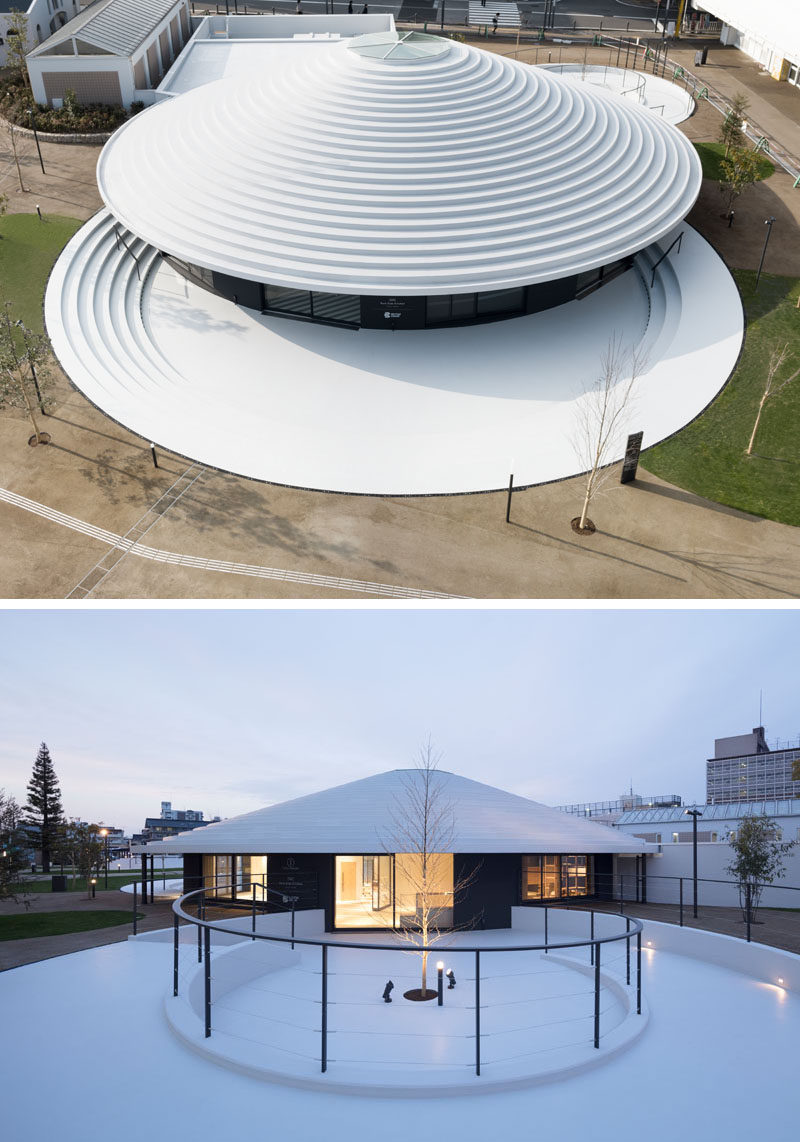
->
[140, 770, 651, 855]
[97, 36, 701, 295]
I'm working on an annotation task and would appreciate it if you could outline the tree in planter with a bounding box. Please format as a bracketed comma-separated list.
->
[0, 789, 31, 904]
[719, 146, 762, 217]
[726, 813, 795, 923]
[24, 742, 65, 874]
[381, 740, 480, 999]
[746, 343, 799, 456]
[718, 92, 749, 158]
[0, 302, 54, 443]
[570, 334, 646, 534]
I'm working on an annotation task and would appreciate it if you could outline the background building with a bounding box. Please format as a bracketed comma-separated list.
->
[556, 793, 683, 826]
[132, 800, 220, 844]
[0, 0, 78, 68]
[26, 0, 191, 108]
[706, 726, 800, 803]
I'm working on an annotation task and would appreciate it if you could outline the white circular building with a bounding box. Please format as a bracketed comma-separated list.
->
[96, 30, 701, 331]
[47, 16, 743, 494]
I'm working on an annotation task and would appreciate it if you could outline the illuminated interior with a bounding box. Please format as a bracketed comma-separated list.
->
[522, 855, 593, 900]
[334, 853, 454, 929]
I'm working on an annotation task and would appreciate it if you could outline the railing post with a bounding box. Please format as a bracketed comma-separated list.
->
[636, 930, 642, 1015]
[679, 877, 684, 926]
[292, 902, 296, 951]
[590, 911, 594, 965]
[593, 941, 601, 1048]
[625, 916, 630, 985]
[475, 949, 481, 1076]
[746, 883, 752, 943]
[544, 905, 548, 953]
[173, 911, 179, 997]
[321, 944, 328, 1073]
[132, 880, 138, 936]
[252, 883, 256, 939]
[198, 899, 203, 963]
[204, 926, 211, 1038]
[619, 874, 624, 914]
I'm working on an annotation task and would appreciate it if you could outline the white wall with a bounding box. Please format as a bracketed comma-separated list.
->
[621, 845, 800, 908]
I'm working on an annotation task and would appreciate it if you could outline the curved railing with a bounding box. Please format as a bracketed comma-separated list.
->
[169, 881, 644, 1078]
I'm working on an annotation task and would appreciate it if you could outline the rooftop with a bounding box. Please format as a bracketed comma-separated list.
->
[139, 769, 652, 854]
[617, 799, 800, 825]
[97, 29, 701, 295]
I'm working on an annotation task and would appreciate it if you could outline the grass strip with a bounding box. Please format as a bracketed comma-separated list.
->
[0, 212, 82, 332]
[643, 271, 800, 527]
[0, 910, 140, 941]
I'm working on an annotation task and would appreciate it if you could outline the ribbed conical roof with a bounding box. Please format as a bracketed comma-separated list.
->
[97, 35, 700, 295]
[142, 770, 650, 854]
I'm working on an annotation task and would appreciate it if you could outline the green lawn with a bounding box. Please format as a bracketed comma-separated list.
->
[693, 141, 775, 182]
[643, 272, 800, 526]
[0, 910, 140, 941]
[0, 211, 82, 332]
[20, 870, 183, 893]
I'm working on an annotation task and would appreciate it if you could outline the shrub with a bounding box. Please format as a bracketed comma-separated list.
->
[0, 73, 131, 134]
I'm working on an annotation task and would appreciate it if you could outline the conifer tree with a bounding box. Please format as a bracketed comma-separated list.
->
[25, 742, 64, 873]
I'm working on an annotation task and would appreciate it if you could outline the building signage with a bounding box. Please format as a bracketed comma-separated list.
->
[267, 870, 319, 907]
[360, 295, 427, 329]
[620, 431, 644, 484]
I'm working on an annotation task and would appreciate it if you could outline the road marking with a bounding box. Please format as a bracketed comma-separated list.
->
[0, 486, 465, 599]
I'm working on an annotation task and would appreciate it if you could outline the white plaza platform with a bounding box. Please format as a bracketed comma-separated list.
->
[2, 915, 797, 1142]
[46, 216, 742, 495]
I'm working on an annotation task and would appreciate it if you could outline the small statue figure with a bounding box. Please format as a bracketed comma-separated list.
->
[383, 980, 394, 1003]
[447, 969, 456, 989]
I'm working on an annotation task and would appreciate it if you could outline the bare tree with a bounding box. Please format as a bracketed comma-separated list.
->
[571, 335, 646, 534]
[746, 343, 798, 456]
[0, 789, 31, 905]
[4, 121, 27, 194]
[0, 302, 54, 443]
[382, 740, 479, 998]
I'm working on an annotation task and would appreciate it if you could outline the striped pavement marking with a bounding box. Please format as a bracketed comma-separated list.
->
[0, 486, 465, 600]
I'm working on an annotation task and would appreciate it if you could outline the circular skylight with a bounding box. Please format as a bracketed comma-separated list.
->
[347, 30, 452, 62]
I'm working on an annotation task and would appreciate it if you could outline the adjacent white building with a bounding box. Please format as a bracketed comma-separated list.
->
[691, 0, 800, 84]
[25, 0, 191, 108]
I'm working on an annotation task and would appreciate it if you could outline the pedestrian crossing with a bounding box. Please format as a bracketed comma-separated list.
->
[467, 1, 520, 28]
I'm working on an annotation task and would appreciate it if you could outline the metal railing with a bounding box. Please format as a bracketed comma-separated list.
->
[576, 871, 800, 947]
[168, 880, 644, 1077]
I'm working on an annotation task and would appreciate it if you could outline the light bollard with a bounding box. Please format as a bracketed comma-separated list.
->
[437, 961, 444, 1006]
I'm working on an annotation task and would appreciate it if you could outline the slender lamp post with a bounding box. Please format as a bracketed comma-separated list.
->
[685, 809, 702, 918]
[99, 829, 109, 889]
[437, 961, 444, 1006]
[755, 217, 776, 291]
[26, 109, 45, 175]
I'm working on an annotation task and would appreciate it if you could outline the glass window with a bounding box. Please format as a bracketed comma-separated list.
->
[476, 287, 525, 316]
[543, 854, 560, 899]
[451, 293, 476, 320]
[310, 292, 360, 325]
[426, 295, 451, 324]
[522, 854, 542, 899]
[265, 286, 312, 316]
[576, 268, 602, 295]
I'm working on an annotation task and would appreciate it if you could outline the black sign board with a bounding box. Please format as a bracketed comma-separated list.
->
[360, 295, 427, 330]
[620, 431, 644, 484]
[267, 870, 319, 908]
